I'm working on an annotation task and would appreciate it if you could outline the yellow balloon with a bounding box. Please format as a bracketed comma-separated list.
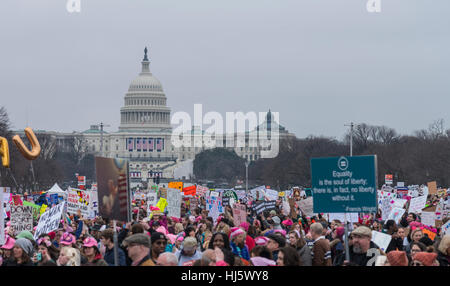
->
[0, 137, 9, 168]
[12, 127, 41, 160]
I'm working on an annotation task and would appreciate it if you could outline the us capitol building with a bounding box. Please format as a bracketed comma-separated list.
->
[24, 48, 295, 182]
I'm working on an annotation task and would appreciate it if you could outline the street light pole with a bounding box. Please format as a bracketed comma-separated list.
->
[343, 121, 355, 263]
[245, 160, 249, 194]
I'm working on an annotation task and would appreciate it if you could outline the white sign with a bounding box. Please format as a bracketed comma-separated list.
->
[442, 221, 450, 235]
[34, 202, 66, 240]
[10, 205, 33, 235]
[409, 196, 427, 214]
[387, 207, 405, 224]
[380, 198, 391, 220]
[420, 211, 436, 227]
[397, 182, 405, 187]
[146, 191, 158, 214]
[298, 197, 314, 217]
[0, 188, 4, 245]
[265, 189, 279, 201]
[371, 231, 392, 252]
[88, 191, 99, 219]
[391, 198, 407, 209]
[328, 213, 359, 223]
[167, 189, 181, 218]
[66, 188, 91, 217]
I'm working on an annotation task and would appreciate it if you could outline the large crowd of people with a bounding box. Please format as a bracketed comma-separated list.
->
[1, 187, 449, 267]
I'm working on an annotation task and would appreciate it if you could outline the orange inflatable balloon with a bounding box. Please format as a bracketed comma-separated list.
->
[12, 127, 41, 160]
[0, 137, 9, 168]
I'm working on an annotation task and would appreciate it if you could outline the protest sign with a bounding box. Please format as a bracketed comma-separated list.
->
[95, 157, 130, 222]
[189, 197, 199, 213]
[380, 197, 391, 220]
[40, 204, 48, 216]
[182, 185, 196, 196]
[34, 202, 66, 240]
[147, 191, 158, 207]
[427, 181, 437, 195]
[222, 197, 230, 207]
[232, 204, 247, 227]
[391, 198, 407, 209]
[371, 231, 392, 252]
[196, 185, 209, 196]
[253, 200, 266, 215]
[422, 229, 436, 241]
[167, 188, 181, 218]
[67, 188, 91, 217]
[265, 189, 279, 201]
[282, 200, 290, 216]
[12, 195, 23, 206]
[311, 155, 377, 213]
[409, 196, 427, 213]
[159, 188, 167, 199]
[264, 200, 277, 211]
[298, 197, 314, 217]
[168, 181, 183, 191]
[0, 188, 4, 245]
[156, 198, 168, 213]
[420, 211, 436, 227]
[388, 207, 405, 224]
[88, 191, 99, 218]
[10, 205, 33, 234]
[328, 213, 359, 224]
[442, 221, 450, 235]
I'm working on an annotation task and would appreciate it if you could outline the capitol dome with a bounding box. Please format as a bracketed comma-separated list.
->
[128, 73, 163, 92]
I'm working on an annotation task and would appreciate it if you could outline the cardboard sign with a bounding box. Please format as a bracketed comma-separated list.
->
[371, 231, 392, 252]
[409, 196, 427, 214]
[167, 188, 181, 218]
[168, 182, 183, 192]
[34, 202, 66, 240]
[232, 204, 247, 227]
[427, 181, 437, 195]
[10, 205, 33, 235]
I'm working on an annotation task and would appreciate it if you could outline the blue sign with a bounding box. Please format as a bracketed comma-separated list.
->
[311, 155, 377, 213]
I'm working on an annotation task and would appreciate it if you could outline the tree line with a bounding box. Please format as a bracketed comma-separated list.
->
[0, 107, 95, 193]
[194, 120, 450, 190]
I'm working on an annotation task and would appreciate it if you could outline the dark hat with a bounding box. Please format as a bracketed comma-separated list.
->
[267, 233, 286, 247]
[123, 233, 151, 248]
[151, 232, 167, 244]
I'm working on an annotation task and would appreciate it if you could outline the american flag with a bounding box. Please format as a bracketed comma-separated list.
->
[118, 174, 128, 215]
[156, 138, 163, 152]
[127, 138, 134, 151]
[142, 137, 148, 151]
[149, 138, 154, 151]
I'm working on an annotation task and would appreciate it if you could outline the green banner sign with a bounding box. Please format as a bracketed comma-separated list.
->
[311, 155, 377, 213]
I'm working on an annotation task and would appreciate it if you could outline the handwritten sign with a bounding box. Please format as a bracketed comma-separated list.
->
[167, 189, 181, 218]
[442, 221, 450, 235]
[409, 196, 427, 214]
[298, 197, 314, 217]
[427, 181, 437, 195]
[387, 207, 405, 224]
[371, 231, 392, 252]
[10, 205, 33, 235]
[265, 189, 279, 201]
[420, 211, 436, 227]
[232, 204, 247, 227]
[67, 188, 91, 217]
[34, 202, 66, 240]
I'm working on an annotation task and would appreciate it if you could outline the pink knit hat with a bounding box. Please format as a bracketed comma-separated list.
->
[83, 237, 98, 248]
[60, 232, 76, 246]
[239, 222, 250, 232]
[156, 226, 168, 235]
[282, 219, 293, 226]
[230, 228, 245, 240]
[254, 236, 269, 246]
[1, 236, 15, 250]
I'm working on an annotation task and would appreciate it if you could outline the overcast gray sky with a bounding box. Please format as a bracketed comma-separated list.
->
[1, 0, 449, 140]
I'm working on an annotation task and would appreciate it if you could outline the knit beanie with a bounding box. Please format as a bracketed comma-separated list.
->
[386, 250, 408, 266]
[413, 252, 437, 266]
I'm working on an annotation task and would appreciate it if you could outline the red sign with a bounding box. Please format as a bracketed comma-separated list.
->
[182, 185, 197, 196]
[385, 174, 393, 185]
